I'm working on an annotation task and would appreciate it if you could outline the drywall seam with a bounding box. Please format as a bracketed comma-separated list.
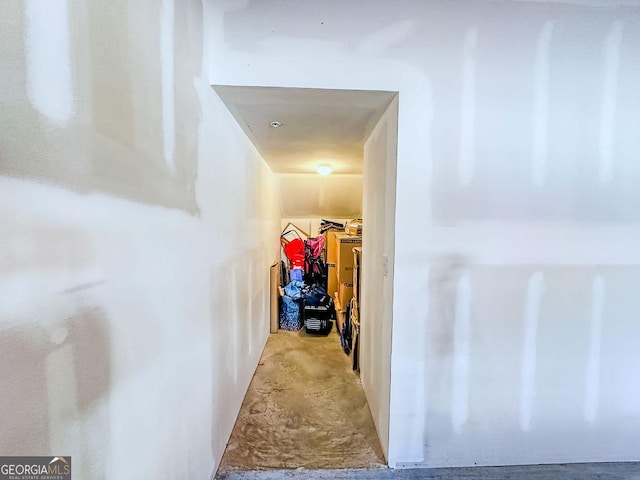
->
[598, 20, 624, 185]
[520, 272, 545, 432]
[24, 0, 73, 124]
[584, 274, 605, 423]
[458, 28, 478, 187]
[531, 21, 553, 187]
[451, 273, 472, 434]
[161, 0, 176, 168]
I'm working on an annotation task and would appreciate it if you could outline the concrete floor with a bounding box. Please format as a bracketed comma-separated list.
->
[217, 329, 386, 475]
[215, 331, 640, 480]
[216, 462, 640, 480]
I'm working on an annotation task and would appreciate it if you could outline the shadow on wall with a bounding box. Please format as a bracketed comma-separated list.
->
[0, 0, 203, 214]
[427, 255, 472, 357]
[210, 259, 236, 464]
[209, 241, 277, 466]
[0, 308, 111, 479]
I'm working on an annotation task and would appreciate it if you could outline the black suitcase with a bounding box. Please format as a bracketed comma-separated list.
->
[302, 283, 335, 335]
[303, 304, 333, 335]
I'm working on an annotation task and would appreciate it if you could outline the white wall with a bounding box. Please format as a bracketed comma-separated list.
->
[277, 174, 362, 219]
[361, 96, 399, 459]
[209, 0, 640, 469]
[0, 1, 280, 478]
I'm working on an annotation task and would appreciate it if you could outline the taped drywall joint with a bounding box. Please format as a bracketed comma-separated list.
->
[584, 274, 605, 424]
[598, 20, 624, 185]
[458, 28, 478, 187]
[451, 272, 471, 434]
[531, 22, 554, 187]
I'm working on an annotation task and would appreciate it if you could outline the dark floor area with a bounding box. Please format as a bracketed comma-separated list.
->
[216, 462, 640, 480]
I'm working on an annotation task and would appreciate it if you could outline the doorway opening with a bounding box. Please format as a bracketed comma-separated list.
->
[212, 85, 399, 474]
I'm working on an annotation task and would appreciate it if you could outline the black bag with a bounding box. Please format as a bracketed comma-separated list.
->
[341, 300, 353, 354]
[279, 260, 289, 287]
[303, 312, 333, 335]
[319, 219, 345, 234]
[304, 237, 327, 284]
[302, 283, 334, 335]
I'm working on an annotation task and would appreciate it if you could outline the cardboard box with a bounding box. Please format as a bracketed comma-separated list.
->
[327, 265, 338, 298]
[345, 219, 362, 236]
[335, 232, 362, 284]
[324, 230, 339, 264]
[338, 282, 354, 310]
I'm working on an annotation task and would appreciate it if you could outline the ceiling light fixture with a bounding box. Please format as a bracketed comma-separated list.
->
[317, 163, 332, 176]
[269, 120, 283, 128]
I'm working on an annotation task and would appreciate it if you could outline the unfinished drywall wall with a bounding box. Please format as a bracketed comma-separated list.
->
[360, 96, 399, 459]
[277, 174, 362, 219]
[210, 0, 640, 469]
[1, 0, 199, 212]
[0, 1, 280, 478]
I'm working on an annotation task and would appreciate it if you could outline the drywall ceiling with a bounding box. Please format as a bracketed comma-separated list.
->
[213, 85, 396, 174]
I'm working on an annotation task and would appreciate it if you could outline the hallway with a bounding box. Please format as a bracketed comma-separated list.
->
[217, 330, 386, 474]
[3, 2, 640, 478]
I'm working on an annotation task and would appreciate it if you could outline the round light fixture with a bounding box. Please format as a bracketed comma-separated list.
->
[269, 120, 283, 128]
[316, 163, 332, 176]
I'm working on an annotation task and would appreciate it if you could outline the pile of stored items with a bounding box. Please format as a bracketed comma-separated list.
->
[279, 222, 335, 334]
[325, 219, 362, 370]
[277, 219, 363, 369]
